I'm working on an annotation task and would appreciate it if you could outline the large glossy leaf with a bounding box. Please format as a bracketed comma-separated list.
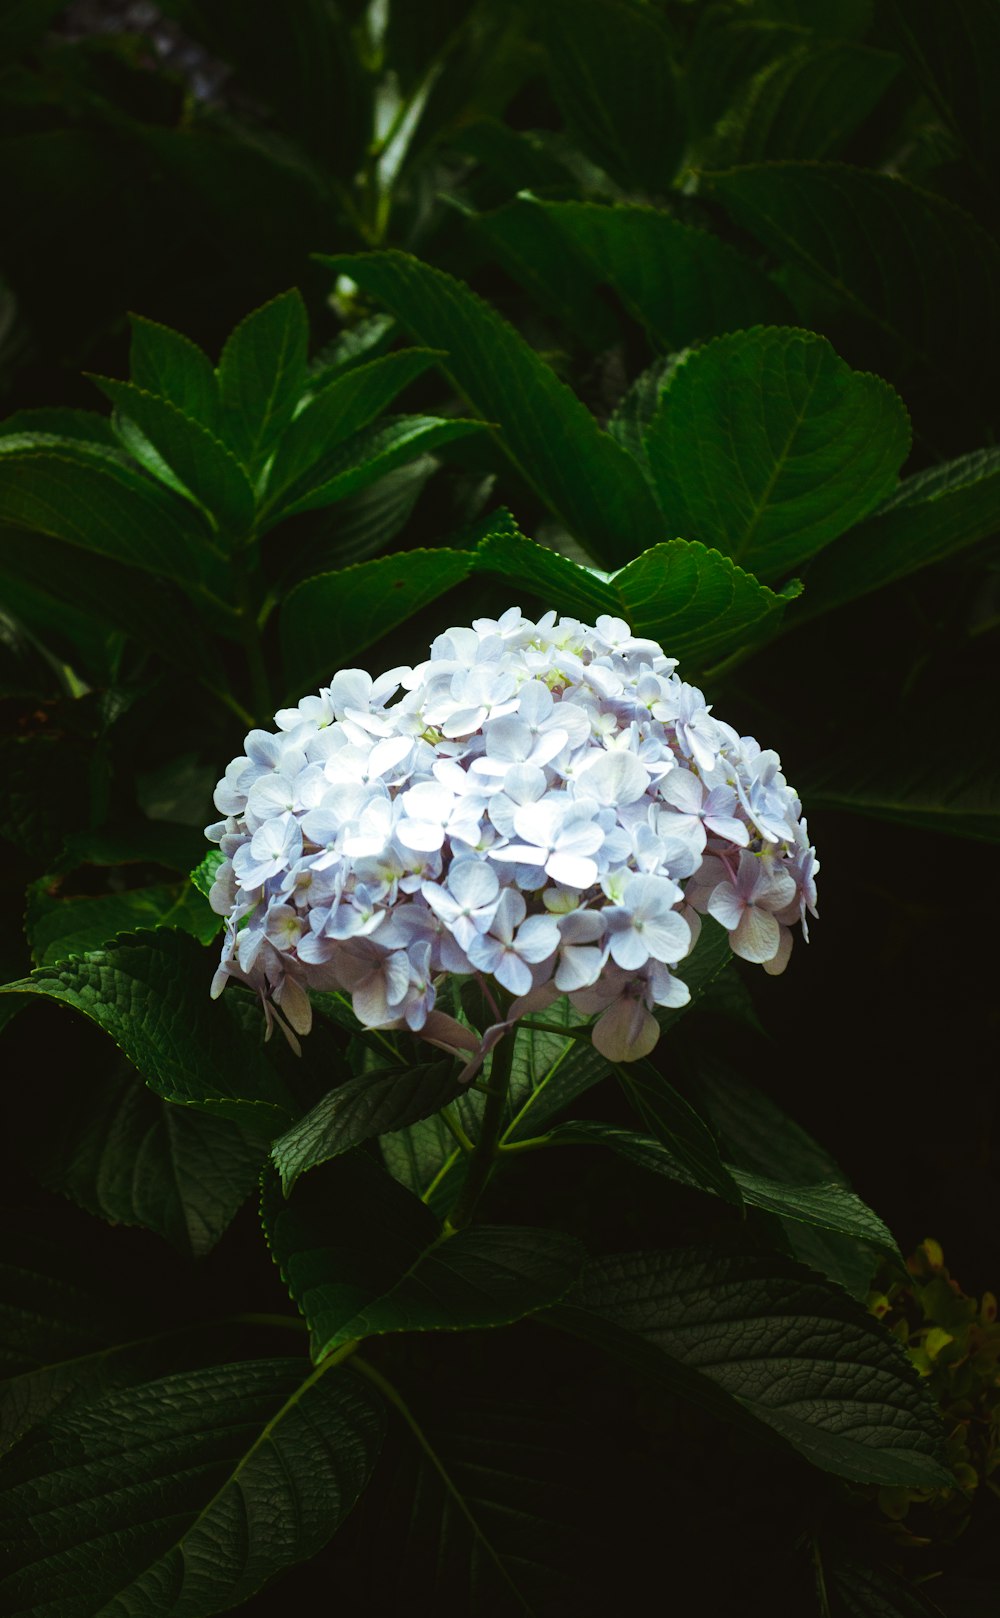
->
[613, 1066, 743, 1205]
[542, 0, 684, 194]
[128, 315, 220, 431]
[264, 348, 443, 502]
[31, 1058, 264, 1258]
[262, 1155, 583, 1362]
[801, 742, 1000, 843]
[566, 1246, 951, 1485]
[317, 250, 664, 568]
[341, 1387, 598, 1616]
[704, 163, 1000, 390]
[280, 546, 473, 695]
[271, 1059, 462, 1193]
[0, 452, 225, 599]
[0, 930, 296, 1132]
[263, 414, 484, 524]
[217, 288, 309, 472]
[91, 377, 256, 535]
[797, 447, 1000, 621]
[526, 199, 791, 349]
[472, 523, 797, 671]
[645, 327, 910, 579]
[0, 1357, 385, 1617]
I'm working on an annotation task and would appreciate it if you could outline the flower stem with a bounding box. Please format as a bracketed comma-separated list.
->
[444, 1030, 516, 1231]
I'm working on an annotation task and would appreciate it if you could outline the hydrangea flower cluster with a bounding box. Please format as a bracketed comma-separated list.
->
[206, 609, 818, 1066]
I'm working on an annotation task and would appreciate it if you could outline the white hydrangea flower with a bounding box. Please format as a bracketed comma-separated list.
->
[207, 609, 818, 1062]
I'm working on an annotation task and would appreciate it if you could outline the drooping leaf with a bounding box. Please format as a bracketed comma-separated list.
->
[691, 1060, 881, 1296]
[265, 346, 443, 503]
[261, 1156, 583, 1362]
[0, 930, 296, 1131]
[645, 327, 911, 579]
[613, 1067, 743, 1206]
[712, 44, 900, 164]
[317, 250, 664, 568]
[272, 1060, 463, 1193]
[564, 1245, 952, 1485]
[704, 163, 1000, 393]
[304, 456, 437, 568]
[0, 452, 225, 599]
[31, 1057, 263, 1257]
[217, 288, 309, 472]
[801, 740, 1000, 843]
[263, 413, 484, 524]
[542, 0, 685, 194]
[25, 865, 219, 966]
[0, 1358, 385, 1617]
[128, 314, 220, 430]
[0, 526, 230, 680]
[90, 377, 256, 535]
[472, 523, 797, 671]
[527, 199, 791, 350]
[280, 546, 473, 696]
[884, 0, 1000, 191]
[796, 447, 1000, 620]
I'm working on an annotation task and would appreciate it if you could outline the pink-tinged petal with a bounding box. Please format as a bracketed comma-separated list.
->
[507, 981, 561, 1022]
[546, 852, 599, 890]
[753, 865, 798, 912]
[420, 1010, 479, 1056]
[275, 976, 312, 1036]
[591, 997, 660, 1063]
[732, 904, 781, 964]
[706, 881, 744, 933]
[762, 924, 793, 976]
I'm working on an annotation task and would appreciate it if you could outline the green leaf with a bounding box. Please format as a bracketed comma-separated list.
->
[703, 163, 1000, 390]
[801, 743, 1000, 843]
[25, 867, 219, 966]
[730, 1171, 900, 1260]
[613, 1066, 743, 1205]
[566, 1246, 952, 1485]
[190, 848, 224, 901]
[264, 413, 484, 524]
[884, 0, 1000, 191]
[306, 314, 397, 388]
[472, 523, 796, 671]
[272, 1060, 462, 1193]
[796, 447, 1000, 620]
[0, 452, 224, 599]
[542, 0, 684, 194]
[217, 288, 309, 472]
[463, 198, 621, 352]
[341, 1388, 599, 1614]
[828, 1555, 948, 1617]
[265, 348, 444, 503]
[31, 1058, 264, 1258]
[317, 250, 664, 568]
[91, 377, 256, 535]
[129, 314, 220, 431]
[0, 1358, 385, 1617]
[0, 408, 116, 445]
[645, 327, 911, 579]
[713, 44, 900, 164]
[0, 526, 229, 681]
[280, 546, 473, 695]
[0, 930, 296, 1131]
[528, 199, 791, 350]
[262, 1155, 583, 1362]
[303, 457, 436, 568]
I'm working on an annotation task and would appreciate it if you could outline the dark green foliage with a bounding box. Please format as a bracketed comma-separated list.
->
[0, 4, 995, 1613]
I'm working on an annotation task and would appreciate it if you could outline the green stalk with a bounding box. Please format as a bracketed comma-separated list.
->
[444, 1030, 516, 1231]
